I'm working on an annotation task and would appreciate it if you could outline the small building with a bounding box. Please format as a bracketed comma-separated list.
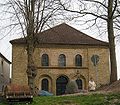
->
[0, 53, 11, 92]
[10, 23, 110, 95]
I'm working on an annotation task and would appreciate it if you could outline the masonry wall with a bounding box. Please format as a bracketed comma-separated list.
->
[0, 57, 10, 91]
[12, 45, 28, 84]
[88, 48, 110, 85]
[11, 44, 110, 94]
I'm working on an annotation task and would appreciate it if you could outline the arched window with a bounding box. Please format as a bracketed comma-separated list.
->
[41, 54, 49, 66]
[41, 79, 49, 91]
[76, 79, 82, 89]
[58, 54, 66, 67]
[75, 54, 82, 66]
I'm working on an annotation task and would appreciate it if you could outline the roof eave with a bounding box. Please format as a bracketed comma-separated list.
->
[0, 53, 11, 64]
[10, 41, 109, 47]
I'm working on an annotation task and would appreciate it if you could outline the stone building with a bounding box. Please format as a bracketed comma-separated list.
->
[0, 53, 11, 92]
[10, 23, 110, 95]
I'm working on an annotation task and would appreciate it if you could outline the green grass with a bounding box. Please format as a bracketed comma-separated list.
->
[1, 93, 120, 105]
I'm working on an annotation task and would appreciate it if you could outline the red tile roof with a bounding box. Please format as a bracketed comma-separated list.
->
[10, 23, 108, 46]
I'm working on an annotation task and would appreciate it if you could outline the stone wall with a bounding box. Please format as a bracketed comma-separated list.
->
[11, 44, 110, 94]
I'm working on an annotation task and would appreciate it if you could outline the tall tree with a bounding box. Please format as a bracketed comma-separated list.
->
[60, 0, 120, 83]
[0, 0, 62, 94]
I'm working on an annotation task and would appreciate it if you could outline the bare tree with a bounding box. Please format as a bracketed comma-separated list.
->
[60, 0, 120, 83]
[0, 0, 62, 94]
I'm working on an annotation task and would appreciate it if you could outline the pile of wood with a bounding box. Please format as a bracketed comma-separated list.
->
[3, 84, 33, 103]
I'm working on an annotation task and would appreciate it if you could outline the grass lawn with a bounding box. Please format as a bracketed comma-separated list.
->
[0, 93, 120, 105]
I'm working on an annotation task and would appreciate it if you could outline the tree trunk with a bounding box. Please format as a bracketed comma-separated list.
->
[26, 37, 37, 95]
[26, 0, 37, 95]
[108, 0, 117, 83]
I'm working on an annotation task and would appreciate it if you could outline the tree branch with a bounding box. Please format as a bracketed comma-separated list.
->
[79, 0, 107, 9]
[59, 0, 107, 21]
[111, 0, 118, 18]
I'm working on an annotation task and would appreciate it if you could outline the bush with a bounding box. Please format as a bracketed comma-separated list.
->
[65, 80, 79, 94]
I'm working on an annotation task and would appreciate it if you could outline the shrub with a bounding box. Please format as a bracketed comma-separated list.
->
[65, 80, 79, 94]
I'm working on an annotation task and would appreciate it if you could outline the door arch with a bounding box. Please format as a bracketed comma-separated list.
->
[56, 76, 68, 95]
[76, 79, 82, 90]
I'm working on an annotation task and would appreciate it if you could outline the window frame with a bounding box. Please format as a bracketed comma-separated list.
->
[75, 54, 82, 67]
[58, 54, 66, 67]
[41, 54, 49, 66]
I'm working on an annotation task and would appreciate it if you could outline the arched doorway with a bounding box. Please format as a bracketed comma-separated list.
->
[41, 78, 49, 91]
[56, 76, 68, 95]
[76, 79, 82, 90]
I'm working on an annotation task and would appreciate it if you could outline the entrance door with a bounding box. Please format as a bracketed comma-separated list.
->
[56, 76, 68, 95]
[76, 79, 82, 90]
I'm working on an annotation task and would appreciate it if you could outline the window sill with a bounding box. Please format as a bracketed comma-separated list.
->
[37, 66, 88, 69]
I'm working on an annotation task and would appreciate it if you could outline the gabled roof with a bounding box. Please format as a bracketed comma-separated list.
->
[0, 53, 11, 64]
[10, 23, 108, 46]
